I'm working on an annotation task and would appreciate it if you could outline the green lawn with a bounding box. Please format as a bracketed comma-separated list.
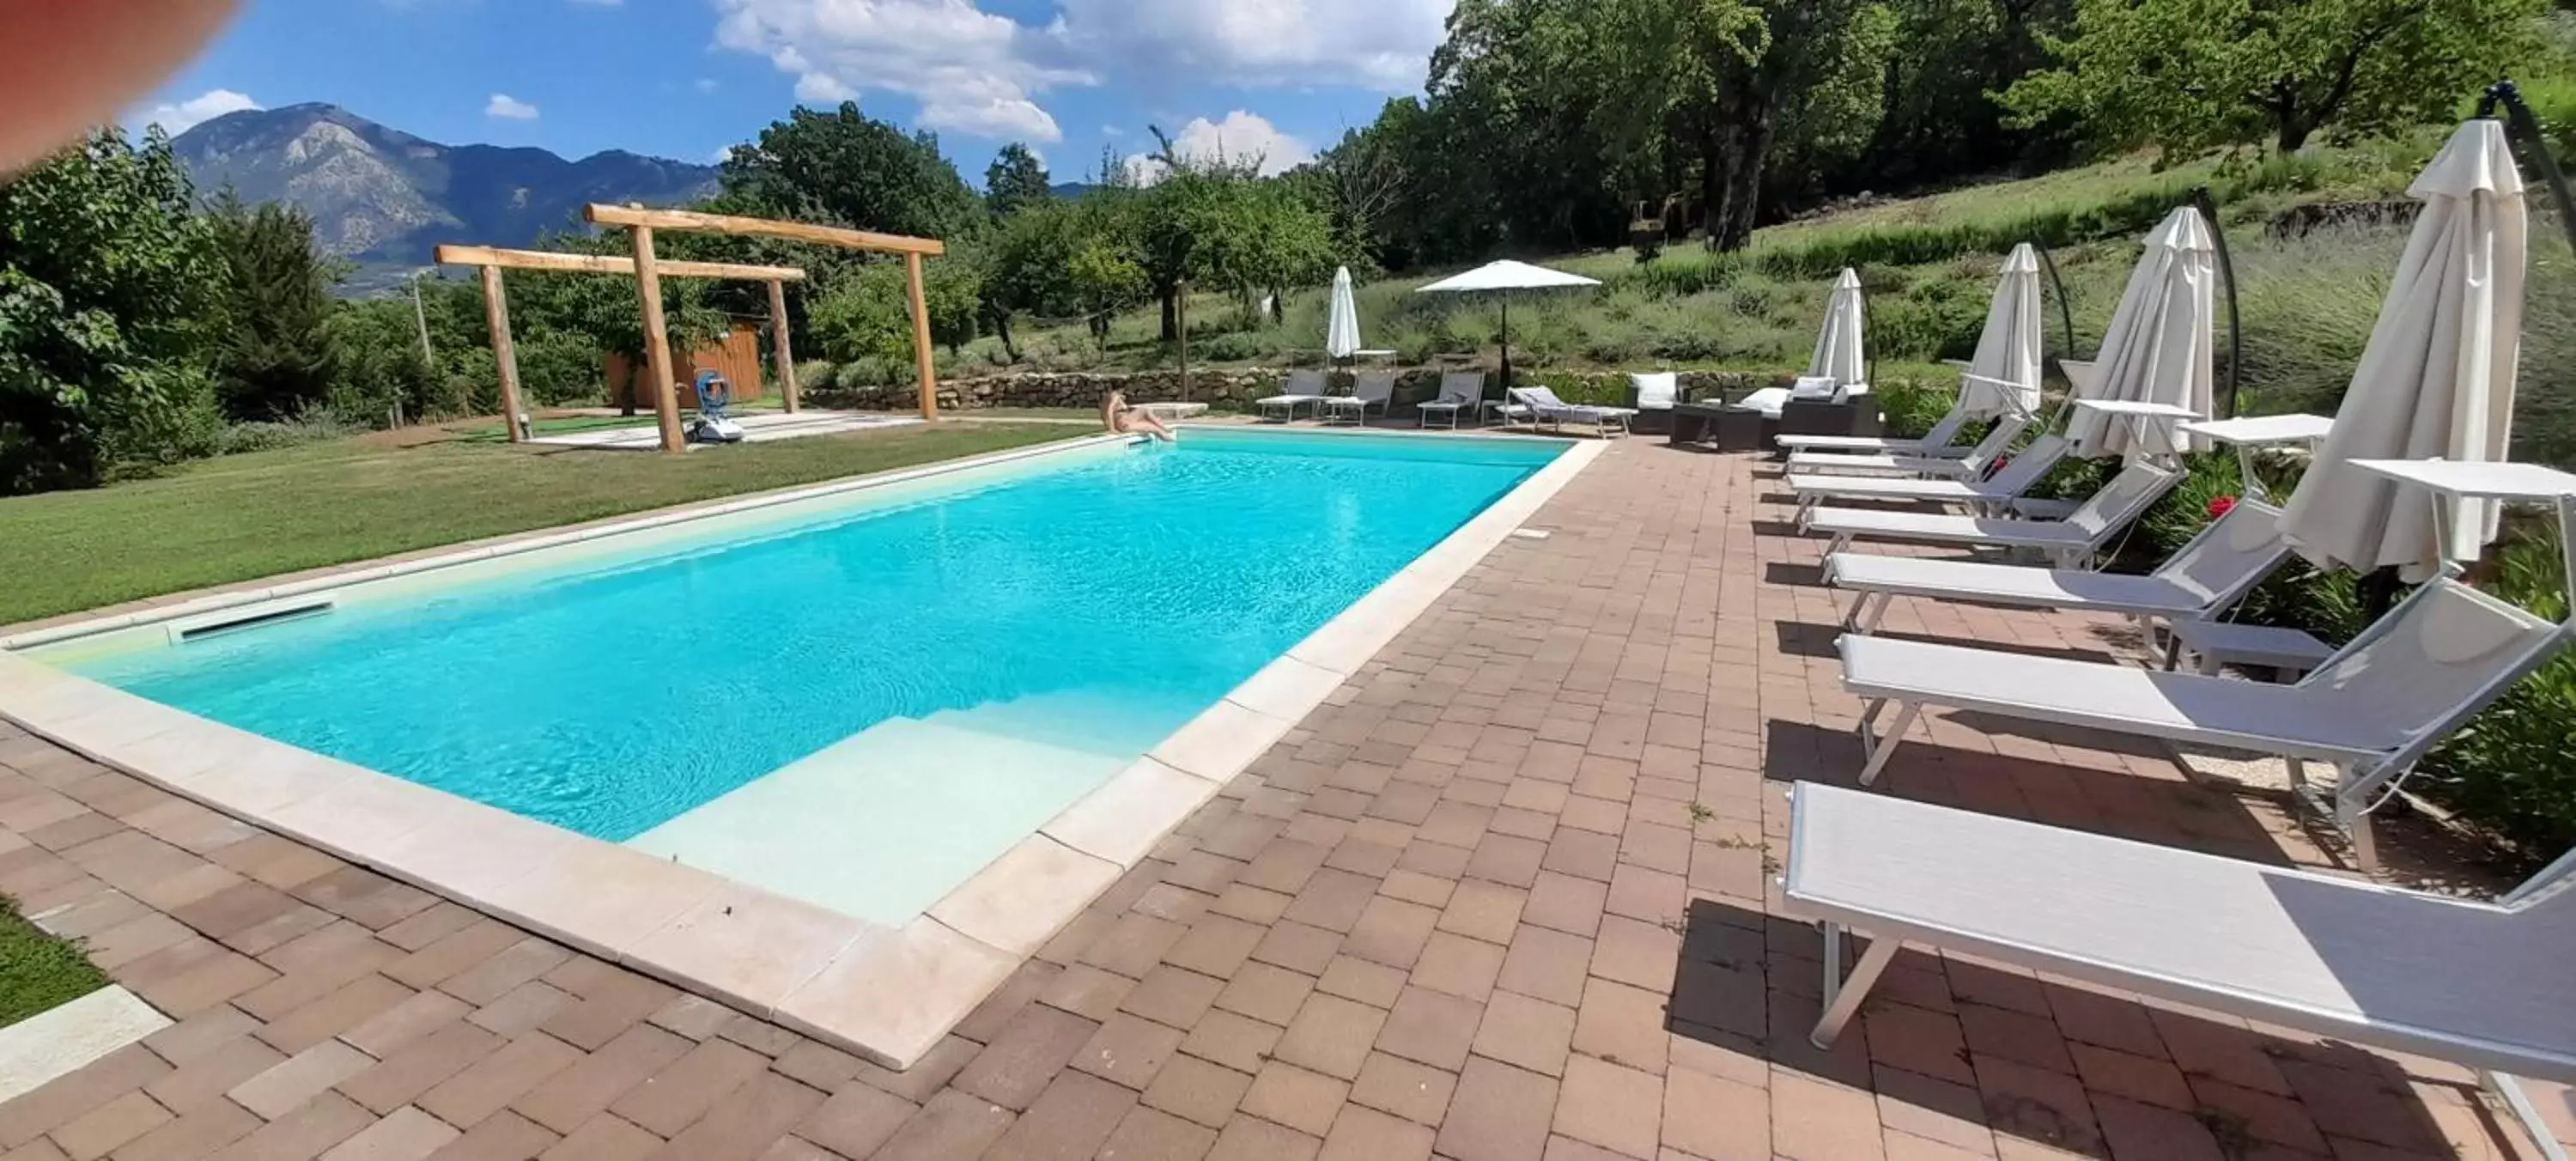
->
[0, 897, 106, 1028]
[0, 422, 1082, 628]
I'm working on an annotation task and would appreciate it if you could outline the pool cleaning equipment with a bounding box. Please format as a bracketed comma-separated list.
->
[690, 370, 746, 444]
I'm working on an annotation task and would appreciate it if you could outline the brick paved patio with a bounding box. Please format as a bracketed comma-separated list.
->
[3, 437, 2570, 1161]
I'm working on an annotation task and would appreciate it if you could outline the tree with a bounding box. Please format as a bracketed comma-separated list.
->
[721, 103, 983, 240]
[985, 143, 1054, 218]
[2003, 0, 2543, 155]
[206, 191, 343, 420]
[0, 126, 222, 493]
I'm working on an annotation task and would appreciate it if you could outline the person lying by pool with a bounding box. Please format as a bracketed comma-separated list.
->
[1102, 391, 1178, 442]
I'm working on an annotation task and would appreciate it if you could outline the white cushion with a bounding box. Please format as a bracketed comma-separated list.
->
[1629, 373, 1679, 410]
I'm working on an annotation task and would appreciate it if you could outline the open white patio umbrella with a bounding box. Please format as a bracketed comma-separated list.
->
[2280, 119, 2527, 582]
[1415, 259, 1602, 386]
[2065, 206, 2218, 459]
[1808, 268, 1868, 388]
[1325, 266, 1362, 361]
[1959, 244, 2045, 418]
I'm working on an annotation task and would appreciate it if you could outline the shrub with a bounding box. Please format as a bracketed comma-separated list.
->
[216, 408, 368, 455]
[1195, 331, 1266, 362]
[1870, 380, 1959, 440]
[2416, 527, 2576, 864]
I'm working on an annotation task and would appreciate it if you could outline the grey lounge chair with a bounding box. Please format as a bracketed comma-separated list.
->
[1786, 411, 2033, 478]
[1785, 781, 2576, 1161]
[1838, 576, 2573, 868]
[1798, 453, 2169, 573]
[1789, 435, 2072, 522]
[1775, 401, 1972, 457]
[1256, 369, 1331, 421]
[1822, 483, 2270, 630]
[1418, 372, 1484, 429]
[1510, 386, 1635, 437]
[1322, 371, 1396, 425]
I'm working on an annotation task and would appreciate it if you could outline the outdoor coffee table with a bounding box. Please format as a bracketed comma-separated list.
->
[1670, 402, 1728, 446]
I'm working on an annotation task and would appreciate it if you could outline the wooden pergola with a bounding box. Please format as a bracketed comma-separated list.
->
[434, 243, 810, 447]
[584, 204, 949, 453]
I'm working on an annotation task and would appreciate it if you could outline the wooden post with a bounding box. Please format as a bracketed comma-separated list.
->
[1176, 278, 1191, 401]
[478, 265, 527, 442]
[631, 224, 685, 453]
[767, 279, 799, 414]
[904, 251, 938, 421]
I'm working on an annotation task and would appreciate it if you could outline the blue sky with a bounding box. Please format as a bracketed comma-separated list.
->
[135, 0, 1452, 184]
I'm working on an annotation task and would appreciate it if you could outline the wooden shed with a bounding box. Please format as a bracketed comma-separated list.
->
[605, 322, 768, 411]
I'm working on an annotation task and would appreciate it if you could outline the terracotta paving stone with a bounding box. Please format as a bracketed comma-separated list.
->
[46, 1090, 169, 1161]
[536, 970, 675, 1054]
[1436, 879, 1527, 945]
[507, 1024, 693, 1135]
[1163, 915, 1268, 980]
[1585, 915, 1680, 994]
[205, 1091, 374, 1161]
[714, 1015, 803, 1059]
[1212, 962, 1317, 1028]
[1318, 1103, 1435, 1161]
[1662, 1063, 1772, 1161]
[467, 983, 574, 1041]
[1120, 965, 1228, 1030]
[1238, 1062, 1348, 1138]
[342, 1022, 508, 1115]
[792, 1081, 915, 1158]
[344, 991, 476, 1061]
[769, 1042, 860, 1093]
[1553, 1055, 1662, 1159]
[1957, 1003, 2077, 1075]
[1170, 1010, 1280, 1078]
[378, 903, 482, 954]
[1467, 834, 1548, 888]
[870, 1089, 1015, 1161]
[1496, 925, 1595, 1009]
[319, 1106, 459, 1160]
[108, 1100, 262, 1161]
[847, 1036, 978, 1104]
[227, 1041, 373, 1120]
[142, 1006, 261, 1067]
[438, 939, 573, 1007]
[535, 1115, 661, 1161]
[1375, 986, 1484, 1073]
[1520, 873, 1607, 939]
[2065, 1042, 2196, 1112]
[1971, 1056, 2105, 1158]
[422, 1109, 556, 1161]
[144, 1035, 285, 1115]
[1412, 932, 1506, 1002]
[641, 1071, 822, 1161]
[1472, 990, 1577, 1079]
[1144, 1055, 1256, 1130]
[1039, 963, 1139, 1024]
[603, 1037, 768, 1137]
[258, 976, 418, 1055]
[952, 1005, 1102, 1112]
[1863, 1002, 1978, 1087]
[130, 947, 279, 1018]
[1437, 1056, 1558, 1161]
[1206, 1115, 1321, 1161]
[417, 1034, 585, 1129]
[1098, 1105, 1220, 1161]
[1773, 1072, 1890, 1161]
[1073, 1013, 1187, 1091]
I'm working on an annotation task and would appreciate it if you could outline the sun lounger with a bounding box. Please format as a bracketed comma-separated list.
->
[1782, 781, 2576, 1161]
[1510, 386, 1636, 437]
[1837, 577, 2573, 866]
[1322, 371, 1396, 425]
[1418, 372, 1484, 429]
[1789, 435, 2072, 521]
[1826, 496, 2289, 633]
[1256, 369, 1331, 421]
[1775, 403, 1971, 456]
[1786, 412, 2032, 478]
[1799, 459, 2179, 568]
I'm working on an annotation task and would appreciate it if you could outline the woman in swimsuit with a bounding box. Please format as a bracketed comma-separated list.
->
[1102, 390, 1177, 442]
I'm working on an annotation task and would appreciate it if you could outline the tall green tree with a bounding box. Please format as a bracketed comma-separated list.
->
[2004, 0, 2543, 154]
[206, 191, 343, 421]
[721, 103, 983, 240]
[984, 143, 1054, 218]
[0, 126, 221, 493]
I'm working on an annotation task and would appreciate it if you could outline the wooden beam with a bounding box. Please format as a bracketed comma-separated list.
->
[766, 279, 799, 415]
[434, 244, 805, 283]
[478, 266, 526, 442]
[631, 225, 685, 454]
[584, 204, 945, 258]
[905, 251, 939, 422]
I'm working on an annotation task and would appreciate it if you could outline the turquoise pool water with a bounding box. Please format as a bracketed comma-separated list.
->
[66, 433, 1561, 863]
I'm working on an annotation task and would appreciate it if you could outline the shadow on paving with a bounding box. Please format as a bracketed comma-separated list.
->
[1771, 620, 2123, 665]
[1665, 896, 2492, 1159]
[1759, 720, 2299, 866]
[1764, 560, 1830, 588]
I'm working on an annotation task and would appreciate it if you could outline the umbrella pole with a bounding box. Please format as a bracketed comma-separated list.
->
[2190, 187, 2245, 421]
[1499, 298, 1512, 389]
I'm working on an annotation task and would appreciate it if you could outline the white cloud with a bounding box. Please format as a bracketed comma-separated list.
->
[695, 77, 720, 94]
[485, 94, 541, 120]
[137, 88, 260, 136]
[1051, 0, 1448, 92]
[1124, 111, 1312, 184]
[713, 0, 1086, 143]
[711, 144, 738, 163]
[1102, 125, 1125, 138]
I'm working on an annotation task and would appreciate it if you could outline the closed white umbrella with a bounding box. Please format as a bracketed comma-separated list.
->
[2065, 206, 2218, 459]
[1960, 244, 2045, 418]
[2280, 119, 2526, 582]
[1808, 268, 1867, 388]
[1414, 259, 1603, 386]
[1325, 266, 1361, 360]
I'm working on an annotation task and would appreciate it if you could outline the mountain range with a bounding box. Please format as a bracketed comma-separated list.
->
[170, 103, 722, 279]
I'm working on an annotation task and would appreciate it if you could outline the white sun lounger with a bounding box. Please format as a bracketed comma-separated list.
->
[1322, 371, 1396, 425]
[1839, 577, 2573, 867]
[1783, 781, 2576, 1161]
[1802, 458, 2177, 568]
[1786, 412, 2032, 478]
[1256, 369, 1332, 421]
[1789, 435, 2071, 521]
[1824, 492, 2278, 632]
[1775, 404, 1971, 456]
[1510, 386, 1636, 437]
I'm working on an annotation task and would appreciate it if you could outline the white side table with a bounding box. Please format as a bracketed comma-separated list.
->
[2163, 619, 2336, 681]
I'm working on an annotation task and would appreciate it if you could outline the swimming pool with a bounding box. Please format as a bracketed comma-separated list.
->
[42, 429, 1567, 926]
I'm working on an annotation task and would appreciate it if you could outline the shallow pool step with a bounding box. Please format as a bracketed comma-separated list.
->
[917, 690, 1187, 760]
[624, 715, 1130, 925]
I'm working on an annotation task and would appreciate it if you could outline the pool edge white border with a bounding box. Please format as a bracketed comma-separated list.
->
[0, 987, 171, 1108]
[0, 429, 1607, 1071]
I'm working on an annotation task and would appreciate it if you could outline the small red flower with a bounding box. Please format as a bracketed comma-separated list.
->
[1993, 454, 2011, 471]
[2208, 495, 2238, 519]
